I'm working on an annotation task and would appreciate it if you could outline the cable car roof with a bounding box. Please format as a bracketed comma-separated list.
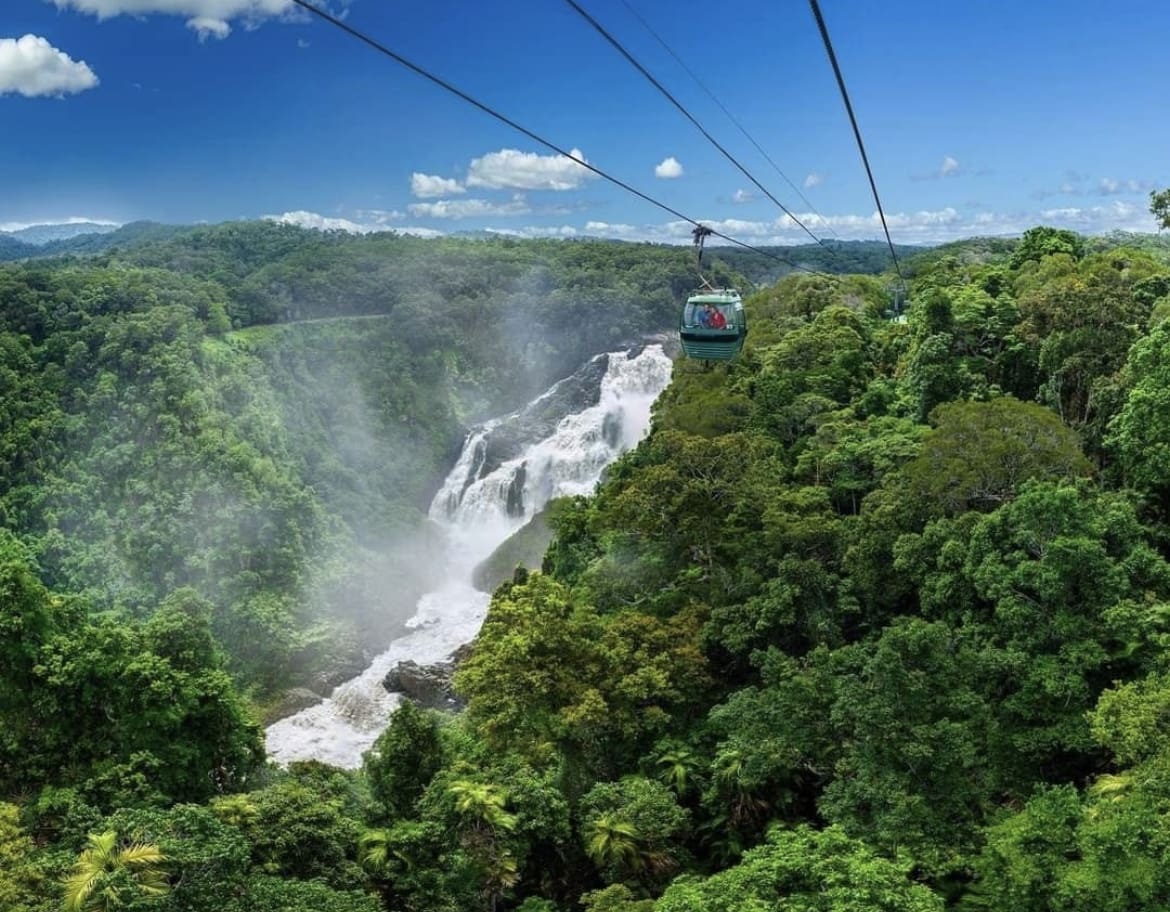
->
[686, 289, 741, 303]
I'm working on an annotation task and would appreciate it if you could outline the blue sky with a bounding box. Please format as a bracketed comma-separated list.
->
[2, 0, 1168, 245]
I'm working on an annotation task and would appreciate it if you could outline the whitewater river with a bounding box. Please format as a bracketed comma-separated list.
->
[265, 344, 673, 768]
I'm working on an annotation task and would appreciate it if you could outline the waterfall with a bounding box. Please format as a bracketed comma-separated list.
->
[264, 344, 673, 768]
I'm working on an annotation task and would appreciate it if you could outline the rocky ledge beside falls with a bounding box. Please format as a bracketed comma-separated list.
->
[382, 643, 472, 711]
[263, 687, 325, 725]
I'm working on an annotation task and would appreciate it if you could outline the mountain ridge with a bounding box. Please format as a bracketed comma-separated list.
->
[1, 221, 120, 245]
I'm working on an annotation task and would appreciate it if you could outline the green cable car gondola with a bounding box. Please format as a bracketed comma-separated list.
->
[679, 224, 748, 362]
[679, 288, 747, 361]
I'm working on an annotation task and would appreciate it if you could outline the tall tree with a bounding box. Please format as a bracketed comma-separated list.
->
[900, 397, 1091, 515]
[1151, 188, 1170, 230]
[655, 825, 943, 912]
[1107, 323, 1170, 508]
[1010, 226, 1086, 268]
[364, 700, 446, 821]
[0, 804, 41, 909]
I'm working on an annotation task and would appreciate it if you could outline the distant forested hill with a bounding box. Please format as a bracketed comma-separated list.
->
[0, 221, 189, 262]
[4, 222, 118, 245]
[714, 237, 924, 284]
[0, 234, 36, 260]
[38, 220, 190, 257]
[0, 219, 907, 282]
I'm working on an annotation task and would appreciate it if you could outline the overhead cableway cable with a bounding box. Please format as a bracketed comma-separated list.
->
[807, 0, 905, 282]
[619, 0, 840, 239]
[288, 0, 821, 275]
[564, 0, 829, 251]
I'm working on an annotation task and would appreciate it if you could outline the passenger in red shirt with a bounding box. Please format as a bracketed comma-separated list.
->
[707, 305, 727, 329]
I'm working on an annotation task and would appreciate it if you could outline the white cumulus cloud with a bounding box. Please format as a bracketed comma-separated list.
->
[1093, 177, 1152, 196]
[1037, 200, 1153, 231]
[482, 225, 579, 239]
[911, 156, 966, 182]
[46, 0, 295, 39]
[410, 173, 465, 199]
[408, 196, 532, 219]
[188, 15, 231, 39]
[466, 148, 594, 191]
[804, 172, 823, 188]
[654, 156, 683, 179]
[353, 208, 404, 225]
[0, 34, 99, 97]
[585, 220, 637, 237]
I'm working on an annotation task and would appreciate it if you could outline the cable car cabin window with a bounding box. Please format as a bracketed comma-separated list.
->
[686, 303, 732, 329]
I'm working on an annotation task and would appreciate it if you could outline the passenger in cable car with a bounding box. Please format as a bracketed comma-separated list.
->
[708, 305, 727, 329]
[692, 303, 710, 327]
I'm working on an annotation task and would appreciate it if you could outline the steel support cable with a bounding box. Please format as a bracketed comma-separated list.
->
[619, 0, 840, 239]
[564, 0, 828, 251]
[807, 0, 906, 282]
[288, 0, 818, 274]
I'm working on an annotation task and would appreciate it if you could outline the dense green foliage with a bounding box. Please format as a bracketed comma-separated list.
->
[6, 215, 1170, 910]
[0, 223, 731, 697]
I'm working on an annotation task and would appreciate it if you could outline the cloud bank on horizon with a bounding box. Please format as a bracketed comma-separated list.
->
[264, 210, 440, 237]
[7, 200, 1159, 247]
[465, 148, 595, 191]
[264, 198, 1158, 247]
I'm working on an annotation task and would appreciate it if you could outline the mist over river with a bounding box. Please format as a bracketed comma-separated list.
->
[265, 344, 672, 768]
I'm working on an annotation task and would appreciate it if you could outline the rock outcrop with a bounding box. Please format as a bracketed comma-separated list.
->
[265, 687, 324, 724]
[382, 644, 472, 711]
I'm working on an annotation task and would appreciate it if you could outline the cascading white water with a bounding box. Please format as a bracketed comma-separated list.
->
[265, 344, 673, 768]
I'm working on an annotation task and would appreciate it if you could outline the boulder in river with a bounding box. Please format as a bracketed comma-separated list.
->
[383, 646, 472, 711]
[265, 687, 324, 724]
